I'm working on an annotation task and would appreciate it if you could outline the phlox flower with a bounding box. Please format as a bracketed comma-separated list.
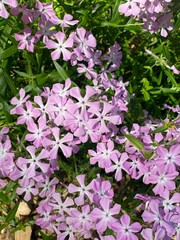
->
[69, 85, 97, 111]
[141, 228, 166, 240]
[89, 102, 121, 133]
[51, 78, 71, 98]
[35, 1, 59, 24]
[0, 139, 13, 163]
[16, 146, 50, 178]
[88, 50, 102, 66]
[68, 174, 94, 205]
[15, 101, 39, 124]
[119, 0, 145, 17]
[50, 192, 74, 215]
[25, 116, 50, 148]
[157, 12, 174, 37]
[42, 127, 73, 158]
[59, 14, 79, 28]
[16, 178, 38, 202]
[66, 205, 92, 231]
[46, 32, 73, 61]
[34, 95, 51, 119]
[142, 199, 175, 236]
[90, 198, 121, 233]
[54, 223, 76, 240]
[145, 0, 163, 14]
[92, 176, 114, 204]
[10, 88, 30, 114]
[36, 204, 57, 230]
[155, 144, 180, 171]
[70, 27, 96, 58]
[0, 127, 9, 141]
[46, 96, 75, 127]
[0, 0, 18, 19]
[1, 156, 20, 181]
[128, 155, 147, 179]
[36, 20, 57, 44]
[77, 62, 97, 80]
[35, 175, 59, 198]
[102, 42, 122, 71]
[161, 192, 180, 214]
[116, 214, 142, 240]
[88, 140, 121, 168]
[105, 152, 130, 181]
[15, 27, 35, 52]
[149, 165, 178, 196]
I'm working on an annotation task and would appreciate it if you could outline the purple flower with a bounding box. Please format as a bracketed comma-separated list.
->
[59, 14, 79, 28]
[88, 140, 120, 168]
[36, 20, 57, 44]
[90, 198, 121, 233]
[35, 1, 59, 24]
[141, 228, 166, 240]
[116, 214, 142, 240]
[43, 127, 73, 158]
[10, 88, 30, 114]
[15, 101, 39, 124]
[36, 204, 56, 230]
[0, 0, 18, 19]
[77, 62, 97, 80]
[54, 223, 76, 240]
[119, 0, 145, 17]
[92, 176, 114, 204]
[69, 85, 97, 111]
[68, 174, 93, 205]
[149, 165, 178, 196]
[66, 205, 92, 231]
[155, 144, 180, 171]
[89, 102, 121, 133]
[71, 27, 96, 58]
[15, 27, 35, 52]
[142, 199, 174, 236]
[46, 32, 73, 61]
[17, 146, 50, 177]
[35, 175, 59, 198]
[105, 152, 130, 181]
[50, 192, 74, 215]
[16, 178, 38, 201]
[25, 116, 50, 148]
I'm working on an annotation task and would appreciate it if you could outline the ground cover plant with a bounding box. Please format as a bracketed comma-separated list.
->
[0, 0, 179, 239]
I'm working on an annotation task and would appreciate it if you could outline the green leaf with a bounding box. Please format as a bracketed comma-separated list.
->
[3, 71, 17, 95]
[0, 223, 7, 231]
[0, 192, 11, 204]
[5, 201, 20, 223]
[5, 181, 17, 194]
[39, 231, 56, 240]
[163, 68, 178, 87]
[53, 61, 68, 80]
[142, 88, 150, 101]
[150, 87, 180, 94]
[124, 134, 145, 151]
[110, 0, 121, 23]
[0, 45, 17, 61]
[151, 125, 168, 134]
[143, 150, 153, 160]
[14, 70, 32, 78]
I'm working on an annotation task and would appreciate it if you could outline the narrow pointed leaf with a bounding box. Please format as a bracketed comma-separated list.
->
[124, 134, 145, 151]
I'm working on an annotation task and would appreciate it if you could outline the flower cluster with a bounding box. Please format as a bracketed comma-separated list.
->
[0, 1, 179, 240]
[36, 174, 142, 239]
[1, 79, 179, 239]
[119, 0, 174, 37]
[7, 0, 125, 84]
